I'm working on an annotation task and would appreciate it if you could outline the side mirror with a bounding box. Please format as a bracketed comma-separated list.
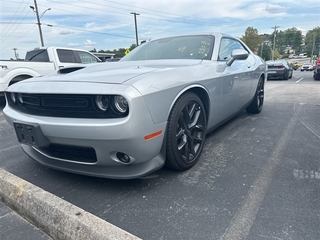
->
[226, 49, 249, 66]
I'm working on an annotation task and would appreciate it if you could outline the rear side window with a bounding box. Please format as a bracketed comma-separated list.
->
[25, 49, 49, 62]
[57, 49, 78, 63]
[76, 51, 99, 63]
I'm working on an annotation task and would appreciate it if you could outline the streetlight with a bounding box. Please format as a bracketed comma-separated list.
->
[30, 0, 51, 47]
[130, 12, 140, 47]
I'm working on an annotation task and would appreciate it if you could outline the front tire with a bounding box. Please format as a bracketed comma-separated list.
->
[246, 77, 264, 114]
[165, 92, 207, 170]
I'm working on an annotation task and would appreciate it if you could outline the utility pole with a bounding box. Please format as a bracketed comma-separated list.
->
[271, 25, 280, 60]
[31, 0, 44, 47]
[131, 12, 140, 46]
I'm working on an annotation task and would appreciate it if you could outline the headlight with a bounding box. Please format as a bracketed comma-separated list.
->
[17, 93, 23, 104]
[10, 92, 16, 104]
[113, 95, 128, 113]
[95, 95, 109, 111]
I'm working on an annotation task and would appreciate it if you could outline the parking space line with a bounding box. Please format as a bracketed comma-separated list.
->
[296, 78, 303, 83]
[219, 103, 302, 240]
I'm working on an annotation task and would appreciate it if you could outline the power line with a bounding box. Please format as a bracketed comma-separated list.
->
[1, 0, 31, 40]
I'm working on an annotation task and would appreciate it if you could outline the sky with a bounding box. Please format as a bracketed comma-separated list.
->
[1, 0, 320, 60]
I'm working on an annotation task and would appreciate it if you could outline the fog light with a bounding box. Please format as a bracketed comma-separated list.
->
[116, 152, 131, 163]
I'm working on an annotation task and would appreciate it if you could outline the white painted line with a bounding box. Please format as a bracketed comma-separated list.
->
[219, 103, 302, 240]
[296, 78, 303, 83]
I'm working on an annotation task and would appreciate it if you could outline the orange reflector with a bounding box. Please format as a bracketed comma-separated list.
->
[144, 130, 163, 140]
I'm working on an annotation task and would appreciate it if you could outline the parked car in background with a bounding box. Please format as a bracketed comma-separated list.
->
[0, 47, 101, 97]
[301, 63, 314, 71]
[266, 59, 293, 80]
[4, 33, 267, 179]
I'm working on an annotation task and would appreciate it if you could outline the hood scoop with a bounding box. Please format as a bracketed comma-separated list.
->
[58, 66, 86, 74]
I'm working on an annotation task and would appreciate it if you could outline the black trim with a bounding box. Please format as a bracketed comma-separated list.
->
[5, 93, 129, 119]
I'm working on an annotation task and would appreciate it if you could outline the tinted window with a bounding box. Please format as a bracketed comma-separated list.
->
[25, 49, 50, 62]
[218, 38, 246, 61]
[57, 49, 78, 63]
[76, 51, 99, 64]
[121, 35, 214, 61]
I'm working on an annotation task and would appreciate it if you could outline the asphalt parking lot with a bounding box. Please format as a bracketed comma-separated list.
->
[0, 70, 320, 239]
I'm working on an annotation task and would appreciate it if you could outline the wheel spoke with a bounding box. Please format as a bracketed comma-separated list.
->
[182, 106, 191, 124]
[187, 103, 196, 120]
[188, 107, 201, 128]
[183, 141, 189, 161]
[176, 128, 184, 139]
[176, 129, 187, 150]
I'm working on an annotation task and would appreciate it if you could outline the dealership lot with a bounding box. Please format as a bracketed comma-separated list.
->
[0, 70, 319, 239]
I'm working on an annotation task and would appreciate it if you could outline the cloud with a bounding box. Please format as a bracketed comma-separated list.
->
[59, 30, 75, 35]
[83, 39, 97, 47]
[265, 4, 287, 14]
[67, 43, 81, 47]
[85, 22, 96, 29]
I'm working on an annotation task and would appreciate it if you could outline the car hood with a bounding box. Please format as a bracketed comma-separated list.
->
[27, 59, 204, 84]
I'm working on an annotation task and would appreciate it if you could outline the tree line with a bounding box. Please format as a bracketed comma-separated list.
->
[241, 26, 320, 60]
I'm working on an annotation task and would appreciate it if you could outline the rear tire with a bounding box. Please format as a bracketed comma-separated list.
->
[246, 77, 264, 114]
[314, 73, 320, 81]
[165, 92, 207, 170]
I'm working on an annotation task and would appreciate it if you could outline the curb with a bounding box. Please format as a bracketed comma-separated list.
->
[0, 168, 141, 240]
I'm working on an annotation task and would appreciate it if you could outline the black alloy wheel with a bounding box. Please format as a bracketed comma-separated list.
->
[166, 92, 207, 170]
[246, 77, 264, 114]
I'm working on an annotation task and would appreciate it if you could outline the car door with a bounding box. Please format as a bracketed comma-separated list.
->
[217, 38, 253, 119]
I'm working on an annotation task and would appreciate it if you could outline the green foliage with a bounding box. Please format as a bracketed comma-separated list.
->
[305, 27, 320, 58]
[258, 43, 272, 60]
[270, 27, 303, 54]
[240, 27, 261, 51]
[89, 44, 138, 58]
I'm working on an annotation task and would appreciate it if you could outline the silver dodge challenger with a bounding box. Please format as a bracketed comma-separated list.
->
[4, 33, 267, 179]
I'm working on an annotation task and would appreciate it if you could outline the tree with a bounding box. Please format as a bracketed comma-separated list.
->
[305, 27, 320, 58]
[258, 43, 272, 60]
[284, 27, 302, 51]
[241, 27, 261, 52]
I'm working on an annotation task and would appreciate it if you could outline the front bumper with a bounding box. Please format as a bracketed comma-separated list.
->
[4, 85, 168, 179]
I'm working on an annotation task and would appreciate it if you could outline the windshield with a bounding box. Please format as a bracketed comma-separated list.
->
[121, 35, 214, 61]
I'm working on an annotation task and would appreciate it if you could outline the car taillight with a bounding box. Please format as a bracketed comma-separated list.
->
[278, 65, 285, 69]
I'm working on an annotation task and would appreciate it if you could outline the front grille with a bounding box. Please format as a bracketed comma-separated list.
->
[36, 144, 97, 163]
[5, 93, 128, 118]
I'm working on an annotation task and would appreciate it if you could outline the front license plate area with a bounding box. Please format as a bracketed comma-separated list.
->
[14, 122, 50, 148]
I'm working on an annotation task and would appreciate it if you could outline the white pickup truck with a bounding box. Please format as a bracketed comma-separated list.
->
[0, 47, 101, 97]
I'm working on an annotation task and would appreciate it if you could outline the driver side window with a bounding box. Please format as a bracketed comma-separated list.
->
[218, 38, 246, 61]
